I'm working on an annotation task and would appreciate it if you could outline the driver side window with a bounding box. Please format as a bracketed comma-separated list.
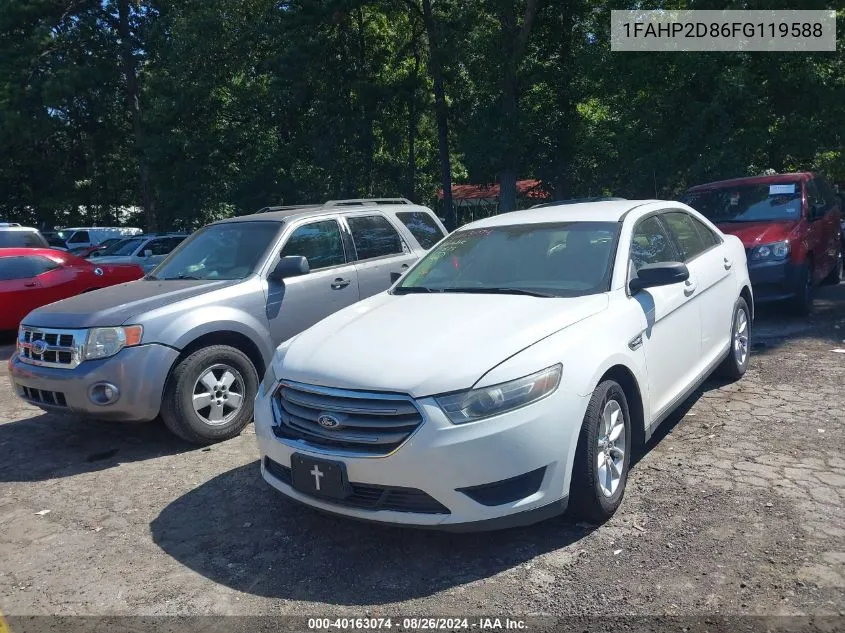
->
[629, 216, 678, 274]
[281, 220, 347, 270]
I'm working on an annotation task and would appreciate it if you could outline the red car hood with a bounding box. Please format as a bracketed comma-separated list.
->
[716, 220, 798, 248]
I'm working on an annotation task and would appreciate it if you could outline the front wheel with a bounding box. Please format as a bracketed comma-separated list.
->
[822, 249, 842, 285]
[569, 380, 632, 523]
[790, 264, 814, 316]
[717, 297, 751, 381]
[160, 345, 258, 444]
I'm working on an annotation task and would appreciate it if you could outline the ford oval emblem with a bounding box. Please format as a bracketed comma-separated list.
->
[317, 414, 341, 429]
[31, 339, 48, 355]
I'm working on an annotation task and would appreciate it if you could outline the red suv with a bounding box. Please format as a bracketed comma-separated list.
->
[681, 172, 842, 314]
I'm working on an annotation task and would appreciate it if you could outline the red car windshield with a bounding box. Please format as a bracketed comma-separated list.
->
[681, 183, 802, 223]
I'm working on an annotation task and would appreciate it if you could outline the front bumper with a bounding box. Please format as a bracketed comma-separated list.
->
[8, 343, 180, 422]
[748, 258, 803, 303]
[254, 384, 589, 531]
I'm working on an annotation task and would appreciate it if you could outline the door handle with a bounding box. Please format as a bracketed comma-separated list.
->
[683, 279, 697, 296]
[723, 257, 732, 270]
[331, 278, 351, 290]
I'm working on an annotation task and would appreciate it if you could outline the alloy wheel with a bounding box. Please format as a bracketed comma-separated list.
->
[597, 399, 626, 497]
[192, 363, 245, 426]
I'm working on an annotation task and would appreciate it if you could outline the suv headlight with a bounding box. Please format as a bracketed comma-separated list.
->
[261, 362, 278, 396]
[84, 326, 143, 360]
[750, 240, 790, 261]
[435, 364, 562, 424]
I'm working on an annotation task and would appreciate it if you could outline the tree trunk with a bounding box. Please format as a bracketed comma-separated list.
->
[420, 0, 454, 230]
[405, 44, 420, 201]
[117, 0, 156, 232]
[497, 0, 538, 214]
[355, 7, 374, 196]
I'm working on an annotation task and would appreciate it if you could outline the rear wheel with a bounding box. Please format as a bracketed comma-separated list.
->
[160, 345, 258, 444]
[570, 380, 631, 523]
[717, 297, 751, 380]
[789, 263, 813, 316]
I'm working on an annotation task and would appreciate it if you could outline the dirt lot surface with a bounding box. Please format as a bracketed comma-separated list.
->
[1, 287, 844, 620]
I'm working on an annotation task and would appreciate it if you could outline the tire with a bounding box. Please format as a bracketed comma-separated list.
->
[160, 345, 258, 445]
[717, 297, 751, 381]
[789, 263, 813, 316]
[822, 249, 842, 285]
[569, 380, 632, 523]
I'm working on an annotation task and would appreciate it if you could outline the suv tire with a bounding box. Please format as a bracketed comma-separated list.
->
[161, 345, 258, 444]
[569, 380, 631, 523]
[717, 297, 751, 380]
[822, 249, 842, 285]
[790, 263, 813, 316]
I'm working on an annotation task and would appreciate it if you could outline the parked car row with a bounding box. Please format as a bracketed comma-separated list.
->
[8, 195, 757, 531]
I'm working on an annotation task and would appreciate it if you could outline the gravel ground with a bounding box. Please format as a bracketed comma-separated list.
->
[0, 285, 843, 620]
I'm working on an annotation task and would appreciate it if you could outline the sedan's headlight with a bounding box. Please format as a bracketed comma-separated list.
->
[261, 362, 278, 396]
[84, 326, 143, 360]
[435, 364, 562, 424]
[750, 240, 790, 261]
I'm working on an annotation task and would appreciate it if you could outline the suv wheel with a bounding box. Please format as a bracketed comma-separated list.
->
[790, 263, 814, 316]
[569, 380, 631, 523]
[161, 345, 258, 444]
[717, 297, 751, 380]
[822, 249, 842, 285]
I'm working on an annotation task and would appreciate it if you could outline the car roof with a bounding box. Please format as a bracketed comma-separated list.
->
[0, 248, 72, 259]
[215, 198, 433, 225]
[460, 200, 663, 229]
[687, 172, 813, 192]
[0, 226, 39, 232]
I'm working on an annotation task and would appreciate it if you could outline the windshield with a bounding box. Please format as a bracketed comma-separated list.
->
[151, 221, 282, 280]
[99, 237, 146, 256]
[395, 221, 619, 298]
[681, 183, 802, 223]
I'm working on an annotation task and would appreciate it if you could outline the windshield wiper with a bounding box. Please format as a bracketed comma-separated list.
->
[161, 274, 201, 280]
[393, 286, 433, 294]
[439, 287, 553, 297]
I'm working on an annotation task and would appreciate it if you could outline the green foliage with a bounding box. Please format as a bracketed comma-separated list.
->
[1, 0, 843, 229]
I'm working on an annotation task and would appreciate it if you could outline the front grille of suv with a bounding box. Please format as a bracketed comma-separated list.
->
[271, 381, 424, 455]
[18, 326, 85, 369]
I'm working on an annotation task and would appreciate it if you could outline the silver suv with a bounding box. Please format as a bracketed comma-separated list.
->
[9, 199, 447, 444]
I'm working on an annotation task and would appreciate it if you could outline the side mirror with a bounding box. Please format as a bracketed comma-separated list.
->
[143, 249, 153, 258]
[390, 271, 402, 283]
[809, 202, 826, 221]
[629, 261, 689, 293]
[269, 255, 310, 281]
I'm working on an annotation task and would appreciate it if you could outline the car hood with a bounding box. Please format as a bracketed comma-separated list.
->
[277, 292, 609, 398]
[716, 220, 798, 248]
[22, 279, 239, 329]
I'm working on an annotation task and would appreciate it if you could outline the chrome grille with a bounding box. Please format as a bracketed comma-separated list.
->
[18, 326, 86, 369]
[272, 382, 424, 455]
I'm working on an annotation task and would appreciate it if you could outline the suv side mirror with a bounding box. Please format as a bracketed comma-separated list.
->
[629, 261, 689, 293]
[270, 255, 310, 281]
[809, 202, 826, 221]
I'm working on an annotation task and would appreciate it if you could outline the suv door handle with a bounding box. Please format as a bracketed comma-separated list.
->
[723, 257, 732, 270]
[331, 278, 351, 290]
[683, 278, 697, 296]
[23, 281, 37, 287]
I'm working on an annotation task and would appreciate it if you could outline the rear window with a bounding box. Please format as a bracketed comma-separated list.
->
[0, 230, 49, 248]
[395, 211, 446, 249]
[0, 256, 61, 280]
[681, 182, 802, 223]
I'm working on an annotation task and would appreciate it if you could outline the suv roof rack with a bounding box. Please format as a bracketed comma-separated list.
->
[323, 198, 412, 207]
[256, 204, 324, 214]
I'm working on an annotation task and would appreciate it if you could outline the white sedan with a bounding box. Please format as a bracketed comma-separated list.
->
[254, 199, 752, 530]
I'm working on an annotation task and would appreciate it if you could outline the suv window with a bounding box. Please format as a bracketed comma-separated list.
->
[661, 212, 709, 261]
[147, 237, 183, 256]
[68, 230, 90, 243]
[630, 216, 679, 272]
[0, 256, 61, 280]
[281, 220, 346, 269]
[814, 177, 837, 211]
[347, 215, 406, 260]
[395, 211, 445, 249]
[0, 230, 48, 248]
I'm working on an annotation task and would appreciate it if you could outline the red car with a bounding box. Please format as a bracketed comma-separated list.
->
[0, 248, 144, 331]
[682, 172, 842, 314]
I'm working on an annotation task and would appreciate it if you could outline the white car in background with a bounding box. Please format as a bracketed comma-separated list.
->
[255, 200, 752, 531]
